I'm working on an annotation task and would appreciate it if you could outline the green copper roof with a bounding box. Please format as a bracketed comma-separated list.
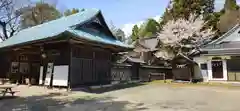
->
[68, 29, 131, 48]
[0, 8, 132, 49]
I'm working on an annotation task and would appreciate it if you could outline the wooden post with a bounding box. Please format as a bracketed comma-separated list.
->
[163, 73, 166, 83]
[189, 65, 193, 83]
[67, 43, 72, 91]
[148, 73, 151, 82]
[17, 54, 21, 85]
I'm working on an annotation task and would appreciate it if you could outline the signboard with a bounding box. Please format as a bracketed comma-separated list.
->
[44, 63, 54, 86]
[52, 65, 69, 86]
[39, 66, 44, 84]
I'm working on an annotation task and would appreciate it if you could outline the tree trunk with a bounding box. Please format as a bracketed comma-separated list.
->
[0, 21, 8, 40]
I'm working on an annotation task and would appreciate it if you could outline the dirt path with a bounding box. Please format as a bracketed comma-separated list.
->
[105, 84, 240, 111]
[1, 84, 240, 111]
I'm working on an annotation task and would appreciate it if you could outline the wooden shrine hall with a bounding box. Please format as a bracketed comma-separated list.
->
[0, 9, 131, 88]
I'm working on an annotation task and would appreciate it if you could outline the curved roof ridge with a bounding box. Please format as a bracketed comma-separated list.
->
[0, 8, 100, 48]
[209, 24, 240, 44]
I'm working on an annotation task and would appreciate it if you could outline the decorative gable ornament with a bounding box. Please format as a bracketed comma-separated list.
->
[92, 17, 102, 25]
[176, 64, 187, 68]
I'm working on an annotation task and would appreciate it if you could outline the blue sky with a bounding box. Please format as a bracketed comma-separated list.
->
[60, 0, 169, 27]
[59, 0, 240, 36]
[40, 0, 238, 36]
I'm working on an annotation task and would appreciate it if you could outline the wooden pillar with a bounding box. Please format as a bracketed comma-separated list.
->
[131, 63, 140, 80]
[67, 43, 72, 90]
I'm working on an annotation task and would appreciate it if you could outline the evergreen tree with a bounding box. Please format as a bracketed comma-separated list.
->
[20, 2, 62, 29]
[224, 0, 239, 10]
[64, 8, 79, 16]
[161, 0, 214, 24]
[203, 0, 215, 16]
[131, 25, 140, 41]
[218, 0, 240, 33]
[138, 19, 160, 37]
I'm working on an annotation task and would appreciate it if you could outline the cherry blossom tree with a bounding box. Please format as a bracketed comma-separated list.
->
[155, 14, 215, 60]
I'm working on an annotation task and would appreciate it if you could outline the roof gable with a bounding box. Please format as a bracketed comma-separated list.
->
[210, 24, 240, 44]
[79, 12, 116, 40]
[0, 9, 131, 49]
[133, 37, 159, 52]
[0, 8, 99, 48]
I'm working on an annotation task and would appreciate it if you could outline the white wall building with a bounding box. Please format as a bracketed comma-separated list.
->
[193, 24, 240, 82]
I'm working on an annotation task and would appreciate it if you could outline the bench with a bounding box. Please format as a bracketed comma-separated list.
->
[148, 73, 166, 83]
[0, 85, 16, 97]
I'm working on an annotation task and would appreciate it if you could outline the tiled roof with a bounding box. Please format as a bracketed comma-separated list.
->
[68, 29, 131, 48]
[133, 37, 159, 52]
[0, 8, 132, 49]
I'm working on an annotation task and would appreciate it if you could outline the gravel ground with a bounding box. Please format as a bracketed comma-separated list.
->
[1, 84, 240, 111]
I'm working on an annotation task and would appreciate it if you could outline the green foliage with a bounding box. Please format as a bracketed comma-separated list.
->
[131, 25, 140, 41]
[130, 19, 160, 42]
[160, 0, 214, 25]
[20, 2, 62, 29]
[204, 9, 225, 37]
[138, 19, 160, 37]
[203, 0, 215, 15]
[64, 8, 80, 16]
[224, 0, 239, 10]
[217, 0, 240, 33]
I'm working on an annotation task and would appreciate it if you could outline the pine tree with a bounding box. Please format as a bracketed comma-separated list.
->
[224, 0, 239, 10]
[218, 0, 240, 33]
[202, 0, 215, 16]
[131, 25, 140, 41]
[161, 0, 214, 24]
[20, 2, 62, 29]
[138, 19, 160, 37]
[64, 8, 80, 16]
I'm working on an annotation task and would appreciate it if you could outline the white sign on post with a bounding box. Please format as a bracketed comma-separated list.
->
[39, 66, 44, 84]
[52, 65, 69, 86]
[44, 63, 54, 86]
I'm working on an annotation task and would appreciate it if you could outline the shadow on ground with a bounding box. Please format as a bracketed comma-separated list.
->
[71, 82, 146, 94]
[0, 92, 148, 111]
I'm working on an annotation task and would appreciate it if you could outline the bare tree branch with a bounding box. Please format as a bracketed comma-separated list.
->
[0, 0, 31, 40]
[0, 0, 12, 9]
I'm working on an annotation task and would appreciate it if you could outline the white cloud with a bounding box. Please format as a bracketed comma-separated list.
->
[122, 0, 240, 37]
[122, 23, 135, 37]
[122, 15, 161, 37]
[153, 15, 161, 21]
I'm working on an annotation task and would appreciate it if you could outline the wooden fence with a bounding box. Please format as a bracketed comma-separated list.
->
[111, 64, 172, 83]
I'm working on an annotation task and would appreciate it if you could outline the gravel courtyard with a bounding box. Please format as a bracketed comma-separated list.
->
[1, 83, 240, 111]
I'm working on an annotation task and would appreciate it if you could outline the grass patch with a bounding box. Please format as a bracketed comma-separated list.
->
[145, 79, 173, 85]
[90, 82, 145, 94]
[65, 95, 99, 102]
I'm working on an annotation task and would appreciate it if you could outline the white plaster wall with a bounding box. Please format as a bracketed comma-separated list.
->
[193, 56, 209, 82]
[193, 56, 208, 63]
[194, 56, 228, 81]
[193, 65, 202, 79]
[223, 60, 228, 81]
[207, 60, 212, 81]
